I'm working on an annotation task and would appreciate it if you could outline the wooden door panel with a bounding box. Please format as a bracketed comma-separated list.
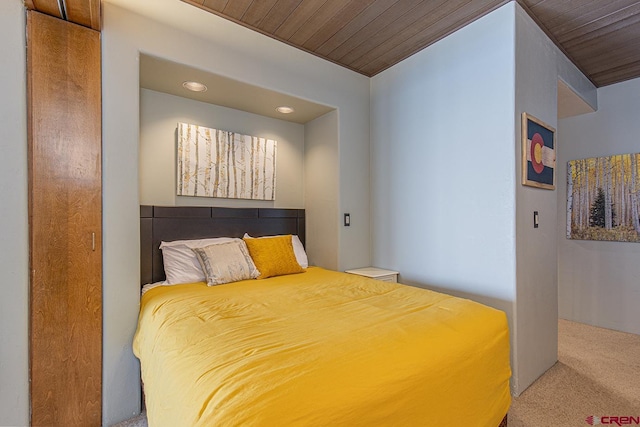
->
[28, 11, 102, 426]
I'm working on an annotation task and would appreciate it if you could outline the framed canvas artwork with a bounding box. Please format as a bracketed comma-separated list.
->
[567, 153, 640, 242]
[522, 113, 556, 190]
[177, 122, 277, 201]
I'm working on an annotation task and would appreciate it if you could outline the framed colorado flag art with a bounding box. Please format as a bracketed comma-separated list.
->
[522, 112, 556, 190]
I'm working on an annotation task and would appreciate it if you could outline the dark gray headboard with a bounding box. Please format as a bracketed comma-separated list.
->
[140, 206, 305, 285]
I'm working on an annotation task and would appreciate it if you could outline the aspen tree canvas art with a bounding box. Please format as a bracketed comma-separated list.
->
[177, 123, 277, 200]
[567, 153, 640, 242]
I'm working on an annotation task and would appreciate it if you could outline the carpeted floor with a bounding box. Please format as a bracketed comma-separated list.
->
[113, 319, 640, 426]
[509, 319, 640, 426]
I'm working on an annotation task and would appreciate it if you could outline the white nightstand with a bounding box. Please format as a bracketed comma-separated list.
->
[345, 267, 399, 283]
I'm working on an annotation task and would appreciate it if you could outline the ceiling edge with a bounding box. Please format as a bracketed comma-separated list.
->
[179, 0, 372, 77]
[515, 0, 599, 88]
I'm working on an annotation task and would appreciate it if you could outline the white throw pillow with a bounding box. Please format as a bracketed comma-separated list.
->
[160, 237, 240, 284]
[192, 240, 260, 286]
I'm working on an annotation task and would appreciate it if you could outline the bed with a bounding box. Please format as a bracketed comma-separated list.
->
[135, 206, 511, 426]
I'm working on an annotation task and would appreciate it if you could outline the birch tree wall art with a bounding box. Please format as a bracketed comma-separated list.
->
[567, 153, 640, 242]
[177, 122, 277, 201]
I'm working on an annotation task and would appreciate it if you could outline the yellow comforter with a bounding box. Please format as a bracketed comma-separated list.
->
[134, 267, 511, 426]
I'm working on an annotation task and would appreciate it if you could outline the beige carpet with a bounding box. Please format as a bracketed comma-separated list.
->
[509, 319, 640, 426]
[114, 319, 640, 426]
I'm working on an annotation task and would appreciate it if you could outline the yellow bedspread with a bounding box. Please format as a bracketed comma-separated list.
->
[134, 267, 511, 427]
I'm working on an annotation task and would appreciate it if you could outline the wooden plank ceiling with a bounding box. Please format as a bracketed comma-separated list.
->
[521, 0, 640, 86]
[182, 0, 640, 87]
[183, 0, 511, 78]
[24, 0, 640, 87]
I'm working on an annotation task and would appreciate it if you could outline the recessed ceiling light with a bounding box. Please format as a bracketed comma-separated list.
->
[276, 106, 295, 114]
[182, 81, 208, 92]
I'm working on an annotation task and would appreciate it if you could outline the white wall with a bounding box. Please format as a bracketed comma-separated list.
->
[1, 1, 607, 423]
[514, 4, 597, 393]
[371, 2, 597, 396]
[305, 111, 340, 269]
[0, 1, 29, 425]
[338, 94, 371, 272]
[140, 88, 305, 208]
[370, 1, 517, 389]
[102, 1, 370, 424]
[514, 6, 560, 395]
[558, 77, 640, 336]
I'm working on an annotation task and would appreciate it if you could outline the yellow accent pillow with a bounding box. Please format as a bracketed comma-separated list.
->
[243, 235, 305, 279]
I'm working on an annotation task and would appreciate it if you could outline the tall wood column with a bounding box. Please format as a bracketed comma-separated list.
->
[27, 11, 102, 426]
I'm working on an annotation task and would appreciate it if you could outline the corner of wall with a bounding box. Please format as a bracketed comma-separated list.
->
[557, 78, 640, 336]
[513, 1, 595, 394]
[304, 110, 340, 270]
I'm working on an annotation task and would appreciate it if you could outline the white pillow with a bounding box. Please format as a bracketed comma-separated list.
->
[192, 240, 260, 286]
[141, 280, 168, 295]
[159, 237, 240, 284]
[243, 233, 308, 268]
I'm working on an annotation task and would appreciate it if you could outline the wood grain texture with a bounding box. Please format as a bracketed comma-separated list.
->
[28, 11, 102, 427]
[314, 0, 401, 56]
[241, 0, 297, 33]
[526, 0, 606, 31]
[560, 6, 640, 47]
[29, 0, 62, 18]
[202, 0, 229, 13]
[241, 0, 280, 27]
[337, 0, 456, 66]
[65, 0, 101, 30]
[181, 0, 640, 85]
[27, 0, 101, 30]
[325, 0, 425, 62]
[548, 0, 639, 39]
[521, 0, 640, 87]
[592, 58, 640, 85]
[357, 0, 509, 75]
[287, 0, 354, 46]
[572, 29, 640, 69]
[271, 0, 329, 40]
[301, 0, 378, 51]
[221, 0, 253, 20]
